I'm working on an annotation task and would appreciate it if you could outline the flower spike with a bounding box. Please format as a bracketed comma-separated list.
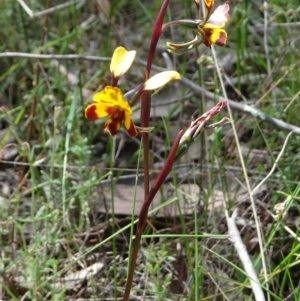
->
[176, 101, 227, 160]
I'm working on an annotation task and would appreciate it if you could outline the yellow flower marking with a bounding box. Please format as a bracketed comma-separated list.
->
[85, 86, 138, 137]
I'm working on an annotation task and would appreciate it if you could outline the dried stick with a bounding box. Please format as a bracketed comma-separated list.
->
[179, 75, 300, 135]
[2, 52, 300, 135]
[228, 210, 266, 301]
[17, 0, 84, 19]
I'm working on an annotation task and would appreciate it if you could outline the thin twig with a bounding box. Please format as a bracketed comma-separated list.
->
[253, 21, 300, 29]
[17, 0, 84, 19]
[252, 131, 295, 195]
[228, 210, 266, 301]
[0, 52, 111, 61]
[179, 75, 300, 135]
[284, 89, 300, 112]
[2, 52, 300, 135]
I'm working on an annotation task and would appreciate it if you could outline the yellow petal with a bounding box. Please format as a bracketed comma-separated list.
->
[85, 103, 114, 119]
[110, 47, 136, 77]
[92, 86, 132, 113]
[143, 71, 181, 90]
[124, 112, 138, 137]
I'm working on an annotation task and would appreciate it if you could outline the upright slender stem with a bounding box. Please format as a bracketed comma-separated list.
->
[123, 4, 173, 299]
[140, 0, 170, 196]
[122, 1, 172, 299]
[145, 0, 170, 73]
[122, 130, 183, 301]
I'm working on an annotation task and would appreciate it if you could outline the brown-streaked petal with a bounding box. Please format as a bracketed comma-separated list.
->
[85, 103, 114, 119]
[203, 28, 228, 47]
[124, 112, 138, 137]
[104, 117, 122, 136]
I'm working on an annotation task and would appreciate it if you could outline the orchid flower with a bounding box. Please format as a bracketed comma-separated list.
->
[202, 3, 230, 47]
[165, 0, 230, 54]
[85, 47, 180, 137]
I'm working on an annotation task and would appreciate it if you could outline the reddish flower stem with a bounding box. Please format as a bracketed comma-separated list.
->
[141, 0, 170, 196]
[140, 0, 171, 126]
[123, 1, 172, 299]
[122, 130, 184, 301]
[146, 0, 170, 73]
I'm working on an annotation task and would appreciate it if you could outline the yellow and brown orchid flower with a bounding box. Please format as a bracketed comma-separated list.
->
[201, 3, 230, 47]
[85, 86, 138, 137]
[165, 1, 230, 54]
[85, 47, 180, 137]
